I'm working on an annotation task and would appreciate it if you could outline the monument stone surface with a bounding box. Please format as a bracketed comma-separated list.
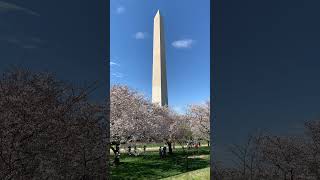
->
[152, 10, 168, 107]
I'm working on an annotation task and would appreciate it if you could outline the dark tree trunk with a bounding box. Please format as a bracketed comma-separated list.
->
[110, 144, 120, 165]
[168, 142, 173, 154]
[114, 155, 120, 165]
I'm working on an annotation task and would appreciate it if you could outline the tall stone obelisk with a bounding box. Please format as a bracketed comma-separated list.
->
[152, 10, 168, 107]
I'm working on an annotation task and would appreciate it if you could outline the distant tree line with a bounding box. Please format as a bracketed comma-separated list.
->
[212, 121, 320, 180]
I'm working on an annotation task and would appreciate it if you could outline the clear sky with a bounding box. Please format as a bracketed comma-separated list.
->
[213, 0, 320, 166]
[0, 0, 107, 102]
[110, 0, 210, 114]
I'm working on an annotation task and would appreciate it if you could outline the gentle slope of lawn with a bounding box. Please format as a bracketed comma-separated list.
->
[161, 167, 210, 180]
[110, 146, 210, 180]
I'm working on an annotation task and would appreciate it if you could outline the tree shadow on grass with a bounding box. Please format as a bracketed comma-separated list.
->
[111, 147, 210, 180]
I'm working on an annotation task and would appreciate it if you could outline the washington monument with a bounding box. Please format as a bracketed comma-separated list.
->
[152, 10, 168, 107]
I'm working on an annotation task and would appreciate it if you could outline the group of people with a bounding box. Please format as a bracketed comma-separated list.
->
[124, 142, 201, 161]
[127, 145, 138, 156]
[187, 141, 201, 149]
[127, 144, 168, 158]
[159, 146, 167, 158]
[127, 145, 147, 156]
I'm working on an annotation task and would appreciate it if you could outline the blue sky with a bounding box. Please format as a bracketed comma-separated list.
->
[0, 0, 107, 102]
[110, 0, 210, 113]
[213, 0, 320, 166]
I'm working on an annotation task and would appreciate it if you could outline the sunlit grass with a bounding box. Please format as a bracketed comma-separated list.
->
[161, 167, 210, 180]
[110, 146, 210, 180]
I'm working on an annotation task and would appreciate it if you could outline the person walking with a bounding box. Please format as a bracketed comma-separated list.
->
[128, 145, 132, 155]
[163, 146, 167, 157]
[134, 145, 137, 155]
[159, 146, 162, 159]
[143, 145, 147, 153]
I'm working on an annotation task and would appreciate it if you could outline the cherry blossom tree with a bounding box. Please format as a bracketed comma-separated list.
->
[186, 100, 210, 145]
[110, 84, 196, 157]
[256, 135, 307, 180]
[110, 84, 212, 162]
[220, 133, 310, 179]
[305, 120, 320, 179]
[0, 68, 107, 179]
[149, 104, 177, 154]
[150, 105, 194, 155]
[110, 85, 154, 163]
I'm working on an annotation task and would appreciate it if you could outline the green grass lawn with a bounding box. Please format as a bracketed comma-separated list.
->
[110, 146, 210, 180]
[161, 167, 210, 180]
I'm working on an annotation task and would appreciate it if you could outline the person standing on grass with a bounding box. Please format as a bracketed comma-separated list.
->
[128, 145, 132, 155]
[163, 146, 167, 157]
[143, 145, 146, 153]
[159, 146, 162, 158]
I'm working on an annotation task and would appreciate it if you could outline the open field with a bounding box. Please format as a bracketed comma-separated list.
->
[110, 145, 183, 154]
[110, 142, 210, 154]
[110, 146, 210, 180]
